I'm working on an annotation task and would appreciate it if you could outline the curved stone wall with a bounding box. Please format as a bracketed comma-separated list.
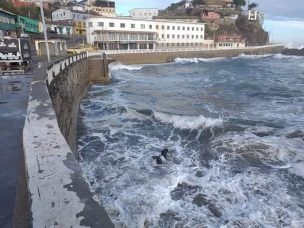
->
[23, 54, 114, 227]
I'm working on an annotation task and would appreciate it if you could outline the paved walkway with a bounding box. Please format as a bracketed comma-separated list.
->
[0, 71, 34, 227]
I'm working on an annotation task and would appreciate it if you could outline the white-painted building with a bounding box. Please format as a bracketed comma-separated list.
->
[247, 10, 264, 24]
[86, 16, 206, 50]
[129, 8, 159, 20]
[52, 9, 89, 21]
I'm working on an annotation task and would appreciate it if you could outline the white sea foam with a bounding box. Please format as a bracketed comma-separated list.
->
[153, 111, 223, 130]
[232, 53, 274, 59]
[272, 53, 304, 59]
[175, 57, 226, 63]
[110, 63, 143, 71]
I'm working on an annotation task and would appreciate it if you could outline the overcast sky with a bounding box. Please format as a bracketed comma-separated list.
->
[114, 0, 304, 47]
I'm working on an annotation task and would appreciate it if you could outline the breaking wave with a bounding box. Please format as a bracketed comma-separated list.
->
[110, 63, 143, 71]
[175, 57, 226, 63]
[153, 111, 223, 130]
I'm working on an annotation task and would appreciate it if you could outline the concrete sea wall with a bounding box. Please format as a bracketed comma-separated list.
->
[23, 53, 114, 227]
[104, 45, 285, 65]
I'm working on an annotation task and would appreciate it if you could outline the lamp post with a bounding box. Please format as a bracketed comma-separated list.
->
[39, 0, 50, 62]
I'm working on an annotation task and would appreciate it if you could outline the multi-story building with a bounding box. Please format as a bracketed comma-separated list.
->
[214, 33, 246, 48]
[39, 21, 73, 36]
[129, 8, 158, 20]
[246, 10, 264, 25]
[86, 16, 206, 50]
[0, 9, 17, 38]
[52, 9, 89, 35]
[76, 0, 116, 16]
[201, 12, 221, 24]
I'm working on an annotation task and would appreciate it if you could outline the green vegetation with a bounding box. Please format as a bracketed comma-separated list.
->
[248, 2, 258, 10]
[233, 0, 246, 7]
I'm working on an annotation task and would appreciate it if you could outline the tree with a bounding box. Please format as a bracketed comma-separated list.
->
[233, 0, 246, 7]
[248, 2, 258, 10]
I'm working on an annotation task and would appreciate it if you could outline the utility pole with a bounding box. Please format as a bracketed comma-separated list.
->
[39, 0, 50, 62]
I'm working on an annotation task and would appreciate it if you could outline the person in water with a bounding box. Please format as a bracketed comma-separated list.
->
[152, 148, 169, 164]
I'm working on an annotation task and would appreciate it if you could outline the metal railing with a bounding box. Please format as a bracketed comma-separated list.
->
[87, 44, 283, 57]
[46, 52, 87, 86]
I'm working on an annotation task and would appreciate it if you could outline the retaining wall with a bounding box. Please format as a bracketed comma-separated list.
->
[23, 53, 114, 227]
[105, 45, 285, 65]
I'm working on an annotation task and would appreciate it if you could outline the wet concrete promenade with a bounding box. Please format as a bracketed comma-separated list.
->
[0, 72, 34, 227]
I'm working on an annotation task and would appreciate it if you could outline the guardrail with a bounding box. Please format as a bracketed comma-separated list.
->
[87, 44, 284, 57]
[46, 52, 87, 86]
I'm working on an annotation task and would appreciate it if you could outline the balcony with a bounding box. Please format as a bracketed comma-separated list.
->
[94, 32, 157, 43]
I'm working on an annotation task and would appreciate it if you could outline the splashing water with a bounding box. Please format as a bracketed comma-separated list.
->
[78, 55, 304, 227]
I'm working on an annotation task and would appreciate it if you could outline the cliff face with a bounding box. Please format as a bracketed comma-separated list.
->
[235, 15, 268, 46]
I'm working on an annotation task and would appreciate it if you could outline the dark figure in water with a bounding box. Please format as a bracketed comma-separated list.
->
[152, 148, 169, 164]
[161, 148, 169, 159]
[152, 155, 163, 164]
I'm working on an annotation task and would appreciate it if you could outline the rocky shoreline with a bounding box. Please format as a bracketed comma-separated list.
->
[282, 48, 304, 56]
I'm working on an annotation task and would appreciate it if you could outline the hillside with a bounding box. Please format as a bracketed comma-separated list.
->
[162, 0, 268, 46]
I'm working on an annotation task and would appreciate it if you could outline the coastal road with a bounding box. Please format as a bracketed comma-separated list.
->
[0, 72, 33, 227]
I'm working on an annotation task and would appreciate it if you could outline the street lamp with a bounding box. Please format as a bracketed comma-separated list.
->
[39, 0, 50, 62]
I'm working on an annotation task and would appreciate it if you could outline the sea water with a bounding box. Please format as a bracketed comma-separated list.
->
[77, 54, 304, 227]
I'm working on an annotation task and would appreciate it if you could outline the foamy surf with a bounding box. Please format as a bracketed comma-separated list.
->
[110, 63, 143, 71]
[175, 57, 226, 63]
[153, 111, 223, 130]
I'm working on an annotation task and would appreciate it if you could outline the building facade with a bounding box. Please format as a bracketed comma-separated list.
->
[52, 9, 89, 21]
[201, 12, 221, 24]
[0, 9, 17, 38]
[52, 9, 89, 35]
[16, 15, 39, 34]
[129, 8, 158, 20]
[214, 34, 246, 49]
[39, 21, 73, 36]
[86, 16, 206, 50]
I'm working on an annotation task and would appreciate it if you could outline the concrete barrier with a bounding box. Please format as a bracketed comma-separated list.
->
[23, 53, 114, 227]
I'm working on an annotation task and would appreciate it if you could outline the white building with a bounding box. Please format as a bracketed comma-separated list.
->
[129, 8, 159, 20]
[52, 9, 89, 21]
[86, 16, 206, 50]
[247, 10, 264, 24]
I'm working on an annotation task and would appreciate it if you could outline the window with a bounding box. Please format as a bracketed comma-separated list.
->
[131, 24, 135, 28]
[192, 27, 194, 31]
[172, 35, 175, 38]
[149, 25, 152, 29]
[201, 27, 203, 31]
[98, 22, 104, 27]
[120, 23, 125, 28]
[187, 27, 190, 31]
[172, 26, 175, 30]
[156, 25, 159, 29]
[187, 35, 189, 38]
[162, 34, 164, 38]
[182, 35, 185, 38]
[182, 26, 185, 30]
[196, 35, 198, 39]
[177, 35, 180, 38]
[167, 26, 170, 30]
[162, 25, 165, 30]
[196, 27, 199, 31]
[88, 22, 93, 27]
[200, 35, 203, 39]
[141, 24, 145, 29]
[167, 34, 170, 38]
[192, 35, 194, 38]
[177, 26, 180, 30]
[109, 22, 115, 27]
